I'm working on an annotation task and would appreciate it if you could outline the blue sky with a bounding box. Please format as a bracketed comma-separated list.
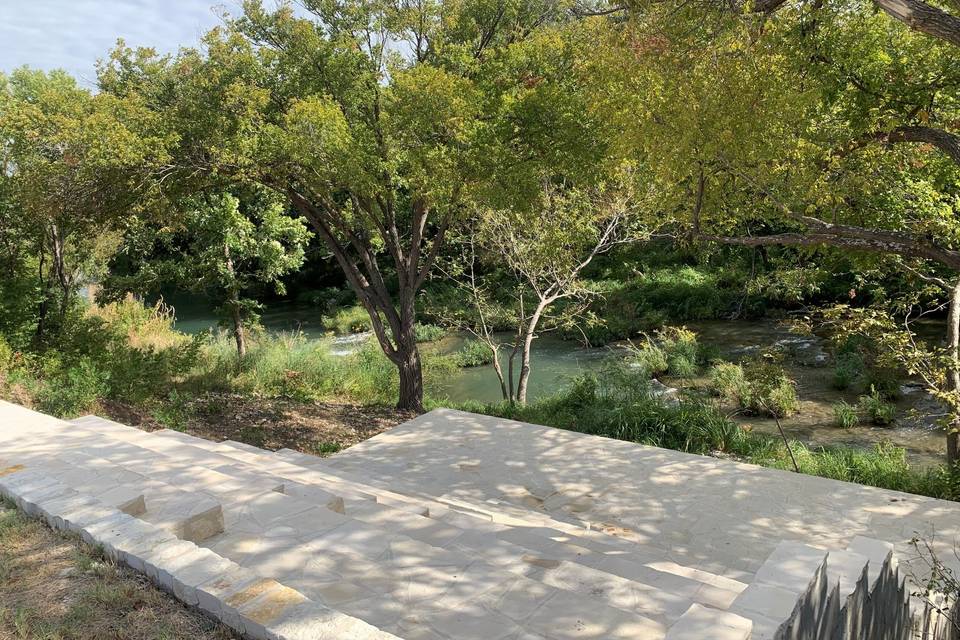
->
[0, 0, 239, 86]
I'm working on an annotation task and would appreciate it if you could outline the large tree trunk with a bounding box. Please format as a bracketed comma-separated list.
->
[395, 303, 424, 411]
[947, 279, 960, 465]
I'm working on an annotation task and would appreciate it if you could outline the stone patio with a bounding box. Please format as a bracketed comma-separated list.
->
[1, 401, 957, 638]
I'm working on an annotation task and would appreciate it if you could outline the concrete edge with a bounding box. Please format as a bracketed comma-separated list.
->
[0, 465, 399, 640]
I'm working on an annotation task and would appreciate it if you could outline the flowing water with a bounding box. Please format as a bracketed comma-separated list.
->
[169, 298, 949, 467]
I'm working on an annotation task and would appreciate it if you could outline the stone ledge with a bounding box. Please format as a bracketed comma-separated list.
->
[664, 603, 752, 640]
[0, 463, 400, 640]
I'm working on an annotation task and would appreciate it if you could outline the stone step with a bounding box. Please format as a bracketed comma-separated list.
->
[142, 427, 744, 619]
[153, 428, 746, 612]
[5, 452, 145, 516]
[0, 462, 398, 640]
[151, 430, 434, 516]
[0, 441, 224, 542]
[202, 480, 688, 621]
[202, 495, 670, 639]
[70, 417, 287, 497]
[273, 448, 747, 606]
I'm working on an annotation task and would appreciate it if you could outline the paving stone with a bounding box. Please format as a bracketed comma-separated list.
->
[172, 551, 239, 606]
[664, 604, 752, 640]
[751, 540, 828, 594]
[268, 601, 402, 640]
[730, 582, 800, 622]
[237, 582, 309, 638]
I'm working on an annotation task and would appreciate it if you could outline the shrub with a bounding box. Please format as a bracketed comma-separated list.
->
[710, 355, 799, 417]
[710, 362, 746, 399]
[35, 357, 107, 418]
[858, 388, 896, 425]
[414, 323, 446, 343]
[628, 327, 701, 379]
[455, 340, 495, 367]
[832, 401, 859, 428]
[832, 353, 864, 390]
[322, 305, 371, 334]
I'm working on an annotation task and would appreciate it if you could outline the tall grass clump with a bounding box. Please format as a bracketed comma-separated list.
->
[321, 305, 371, 334]
[832, 401, 859, 428]
[858, 387, 896, 425]
[192, 331, 347, 401]
[455, 340, 494, 367]
[628, 327, 702, 379]
[709, 355, 799, 417]
[0, 299, 201, 416]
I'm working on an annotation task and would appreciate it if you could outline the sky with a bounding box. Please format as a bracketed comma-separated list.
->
[0, 0, 240, 87]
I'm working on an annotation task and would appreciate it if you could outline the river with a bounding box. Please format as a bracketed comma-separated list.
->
[168, 299, 949, 466]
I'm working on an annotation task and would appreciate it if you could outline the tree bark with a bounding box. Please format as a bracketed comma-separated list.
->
[947, 278, 960, 465]
[516, 300, 549, 404]
[395, 314, 424, 412]
[50, 223, 71, 323]
[223, 244, 247, 359]
[230, 300, 247, 359]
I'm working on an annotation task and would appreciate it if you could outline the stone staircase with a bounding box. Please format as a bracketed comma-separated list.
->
[0, 401, 925, 639]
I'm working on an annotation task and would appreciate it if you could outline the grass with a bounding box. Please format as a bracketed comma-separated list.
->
[708, 356, 799, 418]
[454, 340, 495, 367]
[320, 304, 370, 334]
[832, 401, 860, 428]
[0, 499, 236, 640]
[858, 387, 897, 425]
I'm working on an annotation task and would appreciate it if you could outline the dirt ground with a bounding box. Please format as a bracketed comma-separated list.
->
[0, 501, 237, 640]
[102, 393, 414, 457]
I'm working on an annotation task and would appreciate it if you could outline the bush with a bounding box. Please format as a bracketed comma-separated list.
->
[628, 327, 701, 379]
[321, 305, 371, 334]
[858, 388, 896, 425]
[35, 357, 107, 418]
[710, 355, 799, 417]
[832, 401, 859, 428]
[414, 323, 447, 343]
[455, 340, 495, 367]
[832, 352, 864, 390]
[710, 362, 746, 399]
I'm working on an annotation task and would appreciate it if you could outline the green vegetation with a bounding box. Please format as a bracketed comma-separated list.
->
[709, 356, 799, 418]
[832, 401, 860, 429]
[858, 388, 898, 426]
[454, 340, 495, 368]
[321, 305, 371, 335]
[627, 327, 702, 379]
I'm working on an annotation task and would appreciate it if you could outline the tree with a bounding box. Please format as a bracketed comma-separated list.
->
[97, 0, 589, 410]
[0, 67, 169, 343]
[449, 175, 642, 404]
[617, 0, 960, 462]
[104, 189, 311, 358]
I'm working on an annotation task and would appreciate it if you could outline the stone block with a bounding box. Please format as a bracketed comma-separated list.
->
[752, 541, 828, 595]
[730, 583, 800, 623]
[236, 583, 310, 639]
[171, 551, 237, 606]
[195, 564, 262, 620]
[141, 539, 199, 583]
[268, 601, 403, 640]
[664, 603, 752, 640]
